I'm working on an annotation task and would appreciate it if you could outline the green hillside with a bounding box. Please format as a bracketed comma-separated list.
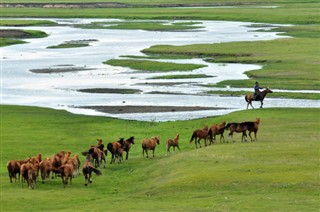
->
[1, 105, 319, 211]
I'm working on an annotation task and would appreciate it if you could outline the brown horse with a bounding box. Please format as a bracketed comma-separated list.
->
[124, 136, 135, 160]
[82, 154, 102, 186]
[243, 118, 261, 141]
[245, 88, 273, 109]
[7, 158, 29, 183]
[166, 134, 180, 155]
[190, 126, 209, 148]
[142, 136, 160, 158]
[39, 157, 52, 184]
[208, 121, 226, 144]
[107, 138, 125, 164]
[225, 122, 248, 142]
[57, 163, 74, 187]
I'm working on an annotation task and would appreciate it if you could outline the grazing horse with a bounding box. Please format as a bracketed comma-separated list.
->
[190, 126, 209, 148]
[82, 154, 102, 186]
[107, 138, 125, 164]
[245, 88, 273, 109]
[166, 134, 180, 155]
[124, 136, 135, 160]
[142, 136, 160, 158]
[208, 121, 226, 144]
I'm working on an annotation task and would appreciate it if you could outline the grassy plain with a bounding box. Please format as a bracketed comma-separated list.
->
[0, 3, 319, 25]
[0, 105, 319, 211]
[104, 59, 207, 72]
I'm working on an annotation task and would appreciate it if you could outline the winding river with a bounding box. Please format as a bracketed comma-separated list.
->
[1, 18, 319, 121]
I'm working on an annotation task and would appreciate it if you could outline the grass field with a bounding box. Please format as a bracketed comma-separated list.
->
[0, 105, 319, 211]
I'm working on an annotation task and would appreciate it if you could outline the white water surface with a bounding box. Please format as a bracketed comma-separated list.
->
[1, 18, 319, 121]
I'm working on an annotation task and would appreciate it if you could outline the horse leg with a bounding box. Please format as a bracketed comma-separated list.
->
[260, 100, 263, 108]
[126, 151, 129, 160]
[248, 131, 253, 142]
[152, 149, 155, 158]
[177, 145, 181, 152]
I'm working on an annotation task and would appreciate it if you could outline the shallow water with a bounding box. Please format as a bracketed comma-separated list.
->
[1, 18, 319, 121]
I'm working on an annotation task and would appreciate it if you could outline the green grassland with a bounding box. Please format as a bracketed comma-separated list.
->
[1, 3, 319, 25]
[104, 59, 207, 72]
[0, 105, 319, 211]
[142, 28, 320, 91]
[0, 19, 57, 26]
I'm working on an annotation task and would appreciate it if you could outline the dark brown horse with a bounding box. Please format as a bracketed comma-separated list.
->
[225, 122, 248, 142]
[82, 154, 102, 186]
[124, 136, 135, 160]
[142, 136, 160, 158]
[190, 126, 209, 148]
[166, 134, 180, 155]
[242, 118, 261, 141]
[245, 88, 273, 109]
[208, 121, 226, 144]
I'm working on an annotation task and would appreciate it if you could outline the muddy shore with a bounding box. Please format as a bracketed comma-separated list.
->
[77, 105, 227, 114]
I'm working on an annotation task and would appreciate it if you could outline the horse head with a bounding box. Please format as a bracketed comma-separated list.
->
[154, 136, 160, 145]
[127, 136, 135, 144]
[266, 87, 273, 93]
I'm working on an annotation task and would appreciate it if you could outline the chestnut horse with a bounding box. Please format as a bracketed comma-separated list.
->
[124, 136, 135, 160]
[245, 88, 273, 109]
[208, 121, 226, 144]
[82, 154, 102, 186]
[142, 136, 160, 158]
[107, 138, 125, 164]
[166, 134, 180, 155]
[190, 126, 209, 148]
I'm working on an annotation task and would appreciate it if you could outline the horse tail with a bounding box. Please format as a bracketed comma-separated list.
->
[107, 143, 113, 153]
[190, 132, 196, 143]
[81, 151, 89, 156]
[245, 95, 249, 103]
[224, 123, 231, 130]
[90, 166, 102, 176]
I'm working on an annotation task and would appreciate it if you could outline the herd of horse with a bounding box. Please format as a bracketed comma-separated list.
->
[190, 118, 261, 148]
[7, 117, 260, 189]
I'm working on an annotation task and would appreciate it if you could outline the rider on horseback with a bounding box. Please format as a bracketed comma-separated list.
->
[253, 81, 263, 100]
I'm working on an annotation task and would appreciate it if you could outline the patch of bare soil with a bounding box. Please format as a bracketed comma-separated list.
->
[0, 29, 29, 38]
[77, 105, 227, 114]
[30, 66, 93, 73]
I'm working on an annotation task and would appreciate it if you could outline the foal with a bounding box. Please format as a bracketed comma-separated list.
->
[166, 134, 180, 155]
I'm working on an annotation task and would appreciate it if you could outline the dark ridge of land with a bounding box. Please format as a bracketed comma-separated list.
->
[0, 2, 263, 9]
[77, 105, 228, 114]
[29, 66, 93, 73]
[78, 88, 142, 94]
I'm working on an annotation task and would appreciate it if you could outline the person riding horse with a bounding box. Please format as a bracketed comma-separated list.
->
[253, 81, 263, 100]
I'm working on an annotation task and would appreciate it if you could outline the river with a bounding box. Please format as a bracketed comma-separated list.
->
[1, 18, 319, 121]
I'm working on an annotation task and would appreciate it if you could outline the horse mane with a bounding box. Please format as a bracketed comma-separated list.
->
[126, 136, 135, 144]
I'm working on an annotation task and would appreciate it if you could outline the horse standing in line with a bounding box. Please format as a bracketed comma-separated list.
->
[189, 126, 209, 148]
[124, 136, 135, 160]
[225, 122, 248, 142]
[243, 118, 261, 142]
[142, 136, 160, 158]
[82, 154, 102, 186]
[245, 88, 273, 109]
[166, 134, 180, 155]
[208, 121, 226, 144]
